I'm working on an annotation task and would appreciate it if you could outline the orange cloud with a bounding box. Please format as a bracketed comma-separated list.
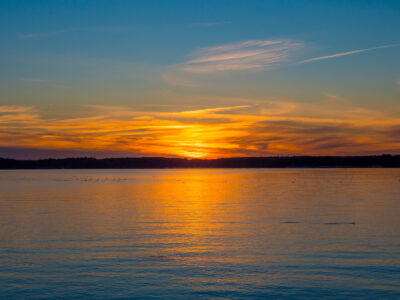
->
[0, 101, 399, 158]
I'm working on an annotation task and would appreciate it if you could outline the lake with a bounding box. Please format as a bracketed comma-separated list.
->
[0, 169, 399, 299]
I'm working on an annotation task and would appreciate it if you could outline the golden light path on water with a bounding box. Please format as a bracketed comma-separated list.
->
[0, 168, 400, 298]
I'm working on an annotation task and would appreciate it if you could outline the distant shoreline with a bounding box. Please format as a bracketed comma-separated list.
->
[0, 155, 399, 169]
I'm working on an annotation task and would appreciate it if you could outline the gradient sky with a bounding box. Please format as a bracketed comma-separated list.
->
[0, 0, 400, 158]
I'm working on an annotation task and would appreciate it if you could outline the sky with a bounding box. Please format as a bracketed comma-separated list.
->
[0, 0, 399, 159]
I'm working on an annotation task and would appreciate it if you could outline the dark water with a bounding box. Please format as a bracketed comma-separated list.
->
[0, 169, 399, 299]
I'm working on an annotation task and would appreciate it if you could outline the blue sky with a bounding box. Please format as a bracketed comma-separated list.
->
[0, 1, 399, 158]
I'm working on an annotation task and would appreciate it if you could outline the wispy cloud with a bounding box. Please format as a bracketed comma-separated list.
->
[18, 27, 128, 39]
[175, 39, 304, 74]
[0, 105, 35, 114]
[18, 30, 67, 39]
[19, 77, 47, 83]
[19, 33, 43, 39]
[162, 72, 199, 88]
[19, 77, 71, 89]
[324, 93, 344, 101]
[0, 101, 399, 158]
[178, 105, 250, 116]
[191, 21, 230, 28]
[298, 44, 399, 64]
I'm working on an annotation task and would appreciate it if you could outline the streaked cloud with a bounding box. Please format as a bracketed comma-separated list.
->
[174, 39, 304, 74]
[19, 77, 48, 83]
[191, 21, 230, 28]
[0, 101, 399, 159]
[298, 44, 399, 64]
[19, 77, 71, 89]
[162, 71, 199, 88]
[18, 30, 68, 39]
[0, 105, 35, 113]
[324, 93, 343, 101]
[178, 105, 250, 116]
[18, 27, 128, 39]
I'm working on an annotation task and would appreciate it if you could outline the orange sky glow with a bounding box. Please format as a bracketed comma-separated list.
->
[1, 100, 400, 158]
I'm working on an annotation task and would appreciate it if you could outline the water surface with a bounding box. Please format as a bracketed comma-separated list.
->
[1, 168, 399, 299]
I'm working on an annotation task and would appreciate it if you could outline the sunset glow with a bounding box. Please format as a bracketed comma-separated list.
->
[1, 101, 400, 158]
[0, 1, 399, 159]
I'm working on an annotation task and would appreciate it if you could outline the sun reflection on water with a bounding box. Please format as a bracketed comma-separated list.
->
[1, 169, 400, 298]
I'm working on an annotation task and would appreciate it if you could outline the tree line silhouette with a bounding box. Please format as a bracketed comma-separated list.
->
[0, 155, 399, 169]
